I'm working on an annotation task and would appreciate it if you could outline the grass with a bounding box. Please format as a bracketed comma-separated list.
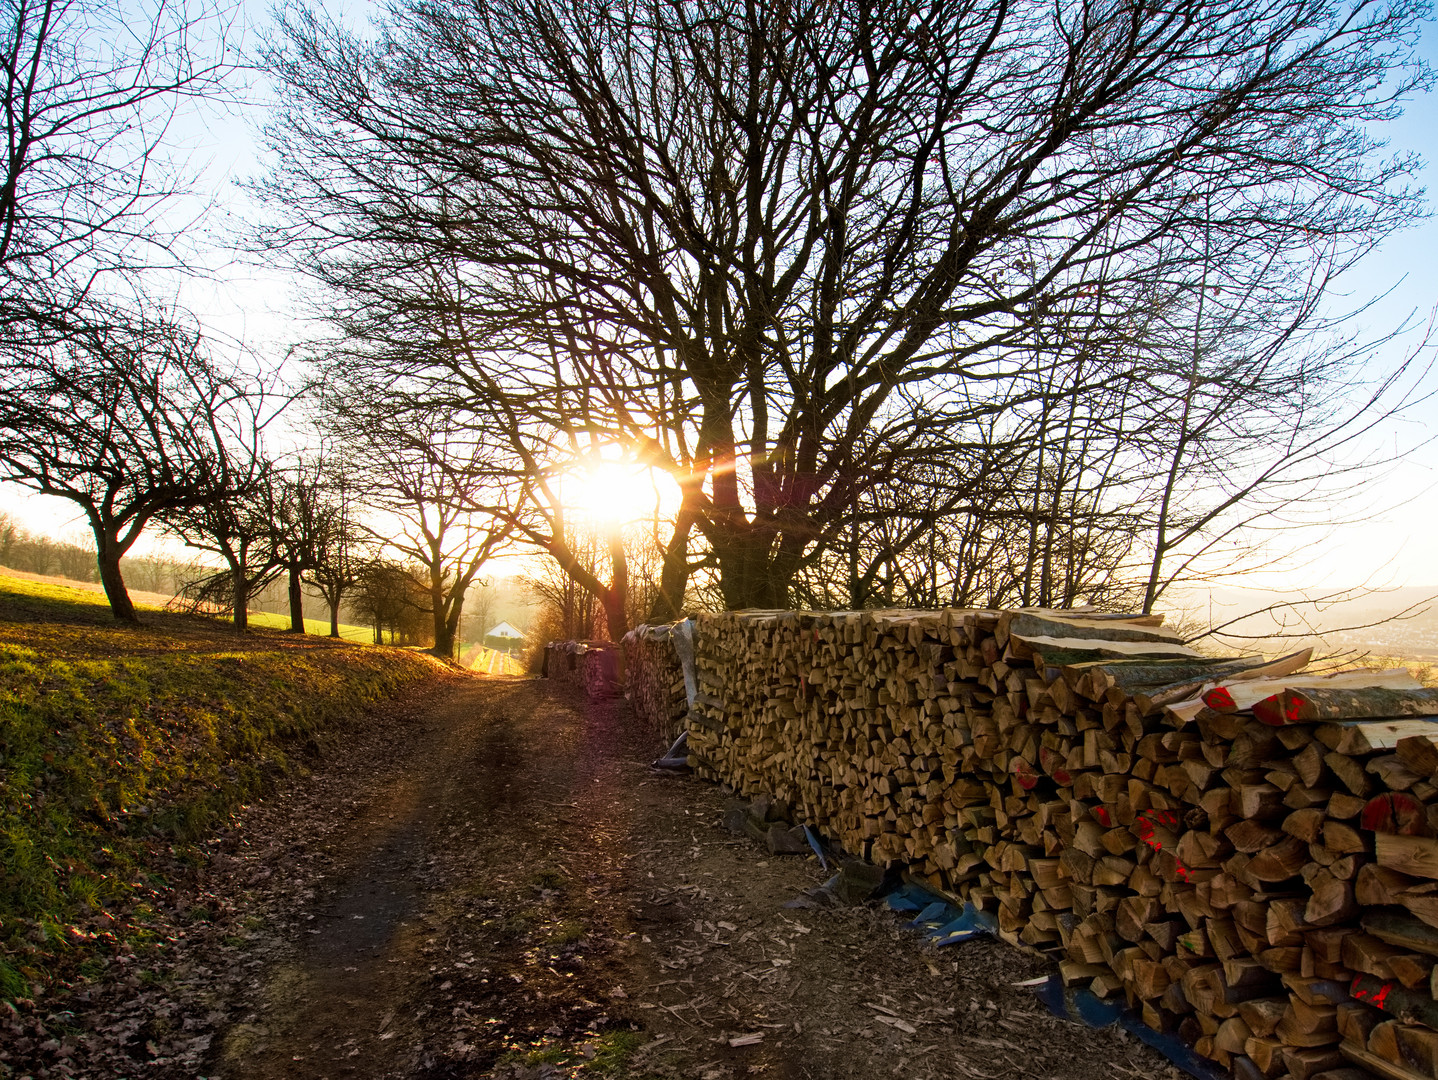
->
[0, 571, 440, 998]
[235, 610, 375, 643]
[0, 565, 377, 644]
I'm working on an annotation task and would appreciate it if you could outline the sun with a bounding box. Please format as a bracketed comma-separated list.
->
[562, 460, 674, 526]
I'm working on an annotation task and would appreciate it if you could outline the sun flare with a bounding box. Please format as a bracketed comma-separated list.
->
[562, 460, 675, 526]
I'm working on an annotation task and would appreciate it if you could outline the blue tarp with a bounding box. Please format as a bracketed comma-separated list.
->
[879, 878, 1224, 1080]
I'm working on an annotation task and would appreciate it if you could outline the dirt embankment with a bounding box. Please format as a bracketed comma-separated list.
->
[7, 676, 1175, 1080]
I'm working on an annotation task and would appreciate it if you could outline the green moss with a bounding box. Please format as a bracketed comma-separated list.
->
[522, 1046, 572, 1065]
[529, 867, 567, 891]
[548, 920, 586, 945]
[495, 1030, 649, 1076]
[590, 1030, 647, 1073]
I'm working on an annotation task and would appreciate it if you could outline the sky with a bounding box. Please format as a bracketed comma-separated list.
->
[3, 2, 1438, 591]
[1273, 26, 1438, 593]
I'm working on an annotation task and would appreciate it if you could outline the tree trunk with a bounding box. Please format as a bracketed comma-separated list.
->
[430, 573, 456, 659]
[603, 524, 629, 641]
[712, 523, 787, 610]
[703, 420, 787, 610]
[648, 505, 695, 623]
[848, 508, 864, 609]
[329, 595, 341, 638]
[433, 621, 455, 659]
[287, 566, 305, 633]
[226, 550, 250, 633]
[436, 594, 464, 661]
[96, 539, 138, 624]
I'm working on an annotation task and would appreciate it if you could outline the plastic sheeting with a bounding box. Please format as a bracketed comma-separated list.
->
[671, 617, 698, 711]
[884, 884, 996, 947]
[881, 879, 1224, 1080]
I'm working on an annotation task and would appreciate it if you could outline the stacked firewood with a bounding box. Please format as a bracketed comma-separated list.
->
[543, 640, 622, 698]
[674, 607, 1438, 1080]
[622, 622, 690, 743]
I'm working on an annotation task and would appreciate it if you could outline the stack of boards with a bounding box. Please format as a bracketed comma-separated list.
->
[622, 623, 690, 743]
[660, 607, 1438, 1080]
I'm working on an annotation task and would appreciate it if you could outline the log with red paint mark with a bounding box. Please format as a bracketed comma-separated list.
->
[1039, 745, 1073, 785]
[1203, 666, 1417, 715]
[1254, 687, 1438, 727]
[1363, 792, 1429, 836]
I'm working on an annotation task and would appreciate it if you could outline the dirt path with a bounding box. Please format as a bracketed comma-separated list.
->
[28, 674, 1177, 1080]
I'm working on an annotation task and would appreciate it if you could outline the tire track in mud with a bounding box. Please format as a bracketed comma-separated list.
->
[214, 677, 648, 1079]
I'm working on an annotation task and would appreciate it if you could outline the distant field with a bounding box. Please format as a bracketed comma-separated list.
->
[1169, 584, 1438, 663]
[0, 570, 440, 998]
[239, 609, 374, 643]
[0, 565, 374, 642]
[464, 645, 527, 676]
[0, 563, 180, 612]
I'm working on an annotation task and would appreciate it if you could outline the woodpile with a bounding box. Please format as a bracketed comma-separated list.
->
[662, 606, 1438, 1080]
[622, 622, 691, 744]
[543, 639, 622, 698]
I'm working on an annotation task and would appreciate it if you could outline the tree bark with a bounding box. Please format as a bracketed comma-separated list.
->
[647, 502, 696, 623]
[230, 558, 249, 632]
[710, 519, 787, 610]
[433, 623, 455, 659]
[232, 578, 250, 629]
[430, 571, 458, 659]
[95, 539, 138, 624]
[603, 524, 629, 643]
[287, 566, 306, 633]
[437, 594, 464, 661]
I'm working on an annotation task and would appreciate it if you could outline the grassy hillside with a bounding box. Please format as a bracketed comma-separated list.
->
[0, 573, 440, 998]
[238, 608, 374, 642]
[0, 563, 378, 644]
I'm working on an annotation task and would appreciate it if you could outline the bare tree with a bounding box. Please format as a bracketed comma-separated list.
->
[350, 557, 430, 645]
[259, 0, 1429, 616]
[0, 0, 232, 338]
[462, 579, 497, 650]
[1122, 242, 1435, 614]
[164, 449, 281, 632]
[268, 459, 330, 633]
[0, 305, 259, 622]
[336, 407, 518, 660]
[301, 459, 367, 638]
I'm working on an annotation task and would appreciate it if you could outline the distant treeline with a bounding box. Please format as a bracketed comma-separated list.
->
[0, 513, 307, 620]
[0, 513, 203, 597]
[0, 512, 534, 645]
